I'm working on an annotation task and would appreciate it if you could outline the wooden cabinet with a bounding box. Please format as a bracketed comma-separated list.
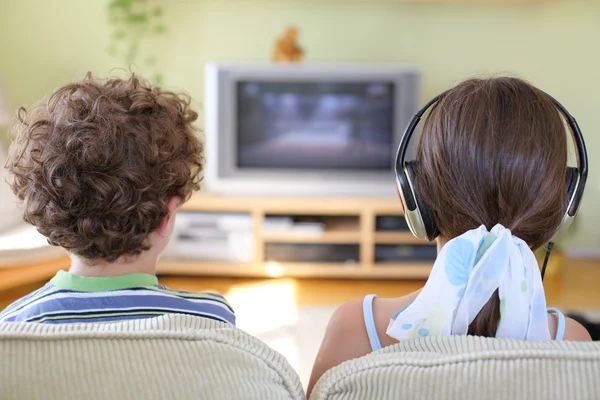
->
[157, 194, 436, 279]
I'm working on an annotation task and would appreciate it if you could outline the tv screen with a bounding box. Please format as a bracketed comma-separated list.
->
[236, 81, 395, 170]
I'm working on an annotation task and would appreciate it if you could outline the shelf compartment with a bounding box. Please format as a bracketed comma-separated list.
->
[265, 243, 360, 264]
[375, 244, 437, 263]
[375, 214, 409, 232]
[263, 215, 360, 244]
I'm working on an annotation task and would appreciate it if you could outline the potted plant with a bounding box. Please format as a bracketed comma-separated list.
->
[106, 0, 167, 83]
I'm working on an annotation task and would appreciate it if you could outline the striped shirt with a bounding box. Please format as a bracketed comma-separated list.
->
[0, 271, 235, 325]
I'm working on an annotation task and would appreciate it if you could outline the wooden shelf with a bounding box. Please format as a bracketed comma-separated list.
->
[374, 231, 430, 245]
[182, 193, 403, 215]
[157, 260, 432, 279]
[168, 193, 434, 279]
[262, 215, 361, 244]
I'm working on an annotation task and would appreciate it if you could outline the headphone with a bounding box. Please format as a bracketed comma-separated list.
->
[395, 90, 588, 243]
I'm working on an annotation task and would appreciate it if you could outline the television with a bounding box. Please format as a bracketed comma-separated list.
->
[205, 63, 421, 197]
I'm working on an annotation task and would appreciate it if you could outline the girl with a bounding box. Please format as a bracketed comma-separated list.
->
[308, 77, 592, 395]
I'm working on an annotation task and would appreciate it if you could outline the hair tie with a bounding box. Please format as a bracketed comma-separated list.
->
[386, 224, 550, 341]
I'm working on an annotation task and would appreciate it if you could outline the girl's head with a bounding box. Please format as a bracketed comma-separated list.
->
[6, 73, 203, 264]
[416, 77, 567, 250]
[414, 77, 569, 337]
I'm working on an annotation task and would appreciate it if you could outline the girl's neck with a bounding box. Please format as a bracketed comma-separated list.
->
[436, 236, 448, 253]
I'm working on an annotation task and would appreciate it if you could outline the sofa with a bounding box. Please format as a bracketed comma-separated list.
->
[310, 335, 600, 400]
[4, 314, 599, 400]
[0, 314, 305, 400]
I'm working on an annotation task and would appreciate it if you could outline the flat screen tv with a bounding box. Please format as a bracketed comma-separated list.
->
[205, 63, 421, 196]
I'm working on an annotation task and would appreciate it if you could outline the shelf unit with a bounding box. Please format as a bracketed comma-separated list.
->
[157, 193, 435, 279]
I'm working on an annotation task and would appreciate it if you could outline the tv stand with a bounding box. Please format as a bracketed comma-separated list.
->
[157, 193, 434, 279]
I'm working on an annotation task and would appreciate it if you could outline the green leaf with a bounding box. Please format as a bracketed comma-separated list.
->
[154, 24, 166, 34]
[126, 13, 148, 24]
[108, 0, 132, 10]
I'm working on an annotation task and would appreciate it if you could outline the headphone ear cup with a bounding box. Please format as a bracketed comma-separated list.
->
[551, 167, 580, 242]
[565, 167, 579, 201]
[404, 162, 439, 241]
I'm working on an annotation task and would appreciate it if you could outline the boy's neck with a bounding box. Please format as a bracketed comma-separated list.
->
[69, 253, 158, 278]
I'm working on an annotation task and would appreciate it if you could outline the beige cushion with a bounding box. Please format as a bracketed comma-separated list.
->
[311, 335, 600, 400]
[0, 314, 305, 400]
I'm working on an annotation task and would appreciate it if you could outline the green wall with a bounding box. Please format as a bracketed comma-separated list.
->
[0, 0, 598, 248]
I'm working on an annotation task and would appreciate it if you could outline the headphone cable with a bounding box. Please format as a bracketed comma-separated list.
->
[540, 242, 555, 281]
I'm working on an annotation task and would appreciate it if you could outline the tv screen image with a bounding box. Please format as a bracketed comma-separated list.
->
[237, 81, 395, 170]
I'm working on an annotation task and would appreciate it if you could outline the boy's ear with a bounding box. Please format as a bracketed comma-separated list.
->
[166, 196, 179, 216]
[157, 197, 180, 237]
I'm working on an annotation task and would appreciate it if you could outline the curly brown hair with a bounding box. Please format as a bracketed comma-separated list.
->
[5, 73, 203, 262]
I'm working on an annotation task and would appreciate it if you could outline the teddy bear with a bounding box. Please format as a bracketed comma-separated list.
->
[273, 26, 304, 62]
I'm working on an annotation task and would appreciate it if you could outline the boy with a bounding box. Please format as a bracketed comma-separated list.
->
[0, 73, 235, 325]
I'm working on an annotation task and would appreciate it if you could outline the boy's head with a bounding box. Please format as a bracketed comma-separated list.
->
[5, 73, 203, 263]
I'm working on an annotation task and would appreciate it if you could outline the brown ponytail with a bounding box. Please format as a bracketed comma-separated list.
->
[416, 77, 567, 337]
